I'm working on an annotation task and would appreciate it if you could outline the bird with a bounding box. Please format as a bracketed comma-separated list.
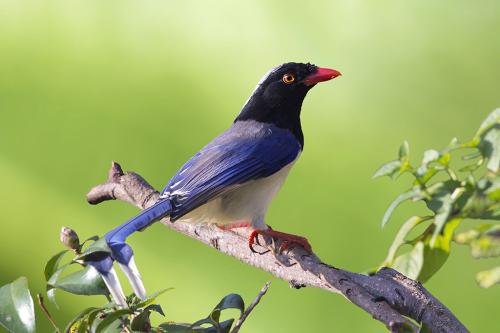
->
[85, 62, 341, 307]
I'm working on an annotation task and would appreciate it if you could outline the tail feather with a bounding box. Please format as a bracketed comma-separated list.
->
[89, 199, 172, 306]
[118, 257, 146, 299]
[105, 200, 172, 244]
[97, 266, 127, 308]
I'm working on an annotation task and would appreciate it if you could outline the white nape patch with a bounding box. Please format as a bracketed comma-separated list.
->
[240, 64, 284, 110]
[177, 156, 299, 229]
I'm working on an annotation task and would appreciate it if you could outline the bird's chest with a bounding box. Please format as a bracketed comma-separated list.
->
[178, 159, 297, 228]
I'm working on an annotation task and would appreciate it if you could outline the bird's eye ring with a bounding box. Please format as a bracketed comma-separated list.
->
[282, 73, 295, 84]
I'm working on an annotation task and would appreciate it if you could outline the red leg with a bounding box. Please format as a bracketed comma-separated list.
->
[248, 227, 312, 253]
[217, 221, 252, 230]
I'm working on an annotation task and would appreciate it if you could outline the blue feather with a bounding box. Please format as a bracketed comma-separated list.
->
[161, 120, 301, 221]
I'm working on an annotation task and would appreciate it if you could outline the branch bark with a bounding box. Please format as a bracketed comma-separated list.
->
[87, 162, 469, 333]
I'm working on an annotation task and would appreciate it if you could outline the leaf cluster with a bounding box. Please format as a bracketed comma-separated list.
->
[373, 109, 500, 286]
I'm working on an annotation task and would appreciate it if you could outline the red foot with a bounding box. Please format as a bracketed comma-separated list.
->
[248, 227, 312, 253]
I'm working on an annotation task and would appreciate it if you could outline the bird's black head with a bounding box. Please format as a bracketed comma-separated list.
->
[235, 62, 341, 146]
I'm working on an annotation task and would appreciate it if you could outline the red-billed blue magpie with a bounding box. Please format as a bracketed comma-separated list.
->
[86, 62, 341, 307]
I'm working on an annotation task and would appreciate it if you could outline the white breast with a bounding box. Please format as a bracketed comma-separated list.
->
[176, 159, 297, 229]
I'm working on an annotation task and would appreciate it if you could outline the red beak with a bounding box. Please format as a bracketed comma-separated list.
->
[302, 67, 341, 86]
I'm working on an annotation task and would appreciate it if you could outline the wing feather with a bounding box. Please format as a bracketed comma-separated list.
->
[161, 121, 301, 221]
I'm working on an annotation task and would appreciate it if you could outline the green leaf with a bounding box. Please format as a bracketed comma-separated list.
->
[44, 250, 68, 281]
[381, 216, 426, 267]
[437, 152, 451, 166]
[415, 150, 443, 184]
[430, 193, 453, 247]
[381, 188, 421, 227]
[94, 309, 133, 333]
[51, 266, 108, 296]
[130, 310, 151, 332]
[189, 294, 244, 333]
[159, 319, 235, 333]
[415, 166, 439, 184]
[422, 149, 440, 165]
[158, 323, 197, 332]
[373, 160, 403, 179]
[425, 180, 460, 214]
[208, 293, 244, 325]
[459, 160, 483, 173]
[459, 179, 500, 220]
[399, 141, 410, 160]
[455, 224, 500, 258]
[134, 308, 162, 331]
[475, 108, 500, 139]
[478, 124, 500, 173]
[454, 224, 491, 243]
[476, 266, 500, 288]
[130, 304, 165, 332]
[419, 218, 461, 282]
[212, 319, 234, 333]
[84, 308, 104, 333]
[486, 179, 500, 201]
[213, 293, 244, 316]
[391, 242, 424, 280]
[64, 307, 101, 333]
[469, 234, 500, 258]
[135, 288, 172, 309]
[0, 277, 35, 333]
[146, 304, 165, 316]
[46, 263, 72, 307]
[75, 238, 111, 262]
[80, 236, 100, 250]
[462, 152, 482, 161]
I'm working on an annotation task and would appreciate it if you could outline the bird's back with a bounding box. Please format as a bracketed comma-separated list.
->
[161, 120, 302, 222]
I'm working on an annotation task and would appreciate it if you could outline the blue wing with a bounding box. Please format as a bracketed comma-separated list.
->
[161, 121, 301, 221]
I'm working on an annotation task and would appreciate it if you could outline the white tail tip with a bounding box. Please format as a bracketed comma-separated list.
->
[118, 256, 147, 300]
[98, 266, 127, 308]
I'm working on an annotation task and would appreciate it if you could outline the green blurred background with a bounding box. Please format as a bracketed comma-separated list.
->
[1, 0, 499, 331]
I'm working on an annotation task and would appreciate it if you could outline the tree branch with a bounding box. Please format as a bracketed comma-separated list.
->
[87, 162, 469, 333]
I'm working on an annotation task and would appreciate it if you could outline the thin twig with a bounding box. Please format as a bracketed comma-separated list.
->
[37, 293, 60, 333]
[230, 282, 271, 333]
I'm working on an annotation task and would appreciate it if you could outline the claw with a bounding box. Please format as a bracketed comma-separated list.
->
[118, 256, 146, 300]
[248, 230, 261, 253]
[248, 227, 312, 255]
[248, 230, 270, 255]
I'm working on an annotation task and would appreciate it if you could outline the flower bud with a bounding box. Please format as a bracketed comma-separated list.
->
[60, 226, 80, 251]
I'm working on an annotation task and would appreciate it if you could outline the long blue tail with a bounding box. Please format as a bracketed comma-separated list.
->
[105, 200, 171, 243]
[104, 199, 172, 264]
[87, 199, 171, 306]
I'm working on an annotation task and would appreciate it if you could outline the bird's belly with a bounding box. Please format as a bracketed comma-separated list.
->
[176, 161, 296, 228]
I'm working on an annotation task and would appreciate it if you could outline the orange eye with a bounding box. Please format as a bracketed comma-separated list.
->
[282, 73, 295, 84]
